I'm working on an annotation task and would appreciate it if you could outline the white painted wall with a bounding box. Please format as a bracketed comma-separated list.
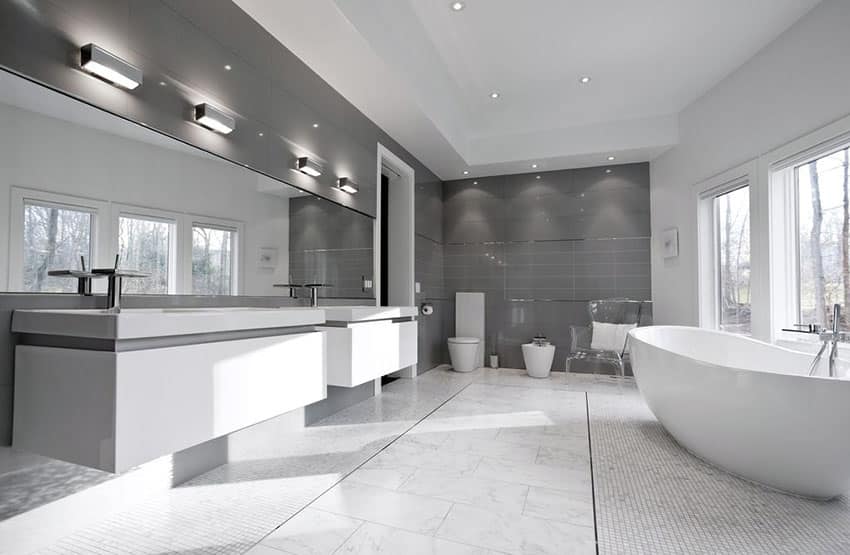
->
[0, 102, 289, 295]
[650, 0, 850, 325]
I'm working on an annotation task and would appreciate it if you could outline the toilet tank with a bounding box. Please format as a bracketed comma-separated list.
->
[455, 292, 485, 367]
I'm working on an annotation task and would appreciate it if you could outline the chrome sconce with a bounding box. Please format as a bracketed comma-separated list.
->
[336, 177, 359, 194]
[80, 43, 142, 90]
[194, 103, 235, 134]
[296, 157, 323, 177]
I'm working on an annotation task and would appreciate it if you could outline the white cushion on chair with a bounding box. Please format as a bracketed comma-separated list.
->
[591, 322, 637, 352]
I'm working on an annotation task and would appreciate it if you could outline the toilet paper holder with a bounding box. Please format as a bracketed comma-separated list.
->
[420, 302, 434, 316]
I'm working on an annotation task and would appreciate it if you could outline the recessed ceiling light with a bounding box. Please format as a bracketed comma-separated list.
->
[312, 123, 319, 128]
[607, 155, 615, 161]
[579, 76, 591, 84]
[224, 64, 232, 71]
[450, 2, 465, 11]
[158, 81, 167, 87]
[258, 132, 264, 137]
[605, 169, 612, 174]
[536, 175, 541, 179]
[463, 170, 469, 175]
[531, 163, 538, 169]
[473, 181, 478, 185]
[489, 92, 500, 99]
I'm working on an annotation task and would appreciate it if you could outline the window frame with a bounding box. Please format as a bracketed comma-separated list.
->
[694, 161, 758, 334]
[766, 128, 850, 343]
[184, 215, 243, 295]
[9, 187, 108, 292]
[111, 203, 181, 294]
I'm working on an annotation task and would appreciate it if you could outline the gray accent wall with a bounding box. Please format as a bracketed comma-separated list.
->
[289, 196, 375, 300]
[415, 180, 451, 373]
[443, 163, 652, 370]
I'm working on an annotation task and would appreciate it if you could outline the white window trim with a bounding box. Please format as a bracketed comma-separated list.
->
[761, 113, 850, 344]
[694, 160, 758, 334]
[8, 187, 109, 291]
[112, 203, 182, 294]
[8, 187, 245, 296]
[184, 215, 243, 295]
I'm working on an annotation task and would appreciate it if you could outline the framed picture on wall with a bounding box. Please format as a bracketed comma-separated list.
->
[662, 228, 679, 259]
[258, 247, 279, 269]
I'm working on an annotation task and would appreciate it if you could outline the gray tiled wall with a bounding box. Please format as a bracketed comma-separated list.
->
[443, 163, 652, 370]
[289, 195, 375, 299]
[415, 180, 450, 372]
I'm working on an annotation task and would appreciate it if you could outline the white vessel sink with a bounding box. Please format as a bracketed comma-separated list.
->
[322, 305, 418, 322]
[12, 307, 325, 339]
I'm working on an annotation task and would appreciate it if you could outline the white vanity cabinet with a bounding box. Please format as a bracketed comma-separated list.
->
[321, 306, 418, 387]
[12, 308, 327, 473]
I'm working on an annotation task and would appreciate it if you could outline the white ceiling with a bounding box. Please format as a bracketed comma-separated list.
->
[237, 0, 820, 180]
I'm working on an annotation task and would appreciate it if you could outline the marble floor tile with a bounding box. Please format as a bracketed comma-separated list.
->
[440, 434, 541, 463]
[370, 438, 482, 474]
[399, 468, 529, 515]
[495, 425, 588, 448]
[311, 481, 452, 535]
[474, 369, 572, 391]
[474, 457, 591, 494]
[247, 543, 292, 554]
[336, 521, 491, 555]
[523, 486, 594, 528]
[535, 444, 591, 470]
[437, 502, 595, 555]
[257, 508, 362, 554]
[346, 462, 419, 490]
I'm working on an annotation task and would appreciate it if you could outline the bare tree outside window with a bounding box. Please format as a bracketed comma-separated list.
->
[22, 202, 92, 292]
[715, 186, 751, 333]
[192, 225, 234, 295]
[118, 215, 172, 294]
[798, 148, 850, 326]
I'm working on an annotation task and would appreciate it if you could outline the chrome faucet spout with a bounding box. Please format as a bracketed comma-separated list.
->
[806, 304, 845, 377]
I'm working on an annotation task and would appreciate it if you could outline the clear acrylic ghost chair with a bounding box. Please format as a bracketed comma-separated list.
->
[567, 299, 646, 378]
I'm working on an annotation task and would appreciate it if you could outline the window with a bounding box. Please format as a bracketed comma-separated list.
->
[192, 224, 236, 295]
[795, 146, 850, 326]
[9, 188, 241, 296]
[714, 186, 751, 333]
[696, 162, 757, 335]
[118, 213, 176, 294]
[22, 200, 94, 292]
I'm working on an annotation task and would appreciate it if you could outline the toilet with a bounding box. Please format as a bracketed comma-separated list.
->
[448, 337, 480, 372]
[448, 292, 485, 373]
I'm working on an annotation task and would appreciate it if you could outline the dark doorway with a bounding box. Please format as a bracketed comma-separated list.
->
[380, 173, 389, 306]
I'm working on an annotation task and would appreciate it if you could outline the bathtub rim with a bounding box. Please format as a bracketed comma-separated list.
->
[628, 325, 843, 383]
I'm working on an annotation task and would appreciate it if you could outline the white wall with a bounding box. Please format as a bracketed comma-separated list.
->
[0, 102, 289, 296]
[650, 0, 850, 325]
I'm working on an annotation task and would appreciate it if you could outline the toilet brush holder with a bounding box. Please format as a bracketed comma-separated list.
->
[489, 354, 499, 368]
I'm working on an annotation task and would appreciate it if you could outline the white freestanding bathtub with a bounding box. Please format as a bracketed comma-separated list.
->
[629, 325, 850, 500]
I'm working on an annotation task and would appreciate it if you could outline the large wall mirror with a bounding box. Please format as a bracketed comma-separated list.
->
[0, 70, 374, 299]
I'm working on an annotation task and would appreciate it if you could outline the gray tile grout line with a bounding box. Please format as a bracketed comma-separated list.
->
[243, 378, 478, 554]
[586, 391, 600, 555]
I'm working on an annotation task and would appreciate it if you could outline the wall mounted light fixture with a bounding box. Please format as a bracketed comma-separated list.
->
[194, 103, 234, 134]
[296, 157, 322, 177]
[80, 44, 142, 90]
[336, 177, 359, 194]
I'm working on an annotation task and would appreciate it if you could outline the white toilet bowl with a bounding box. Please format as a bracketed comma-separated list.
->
[448, 337, 480, 373]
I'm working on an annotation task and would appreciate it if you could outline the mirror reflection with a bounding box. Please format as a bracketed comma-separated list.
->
[0, 70, 374, 298]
